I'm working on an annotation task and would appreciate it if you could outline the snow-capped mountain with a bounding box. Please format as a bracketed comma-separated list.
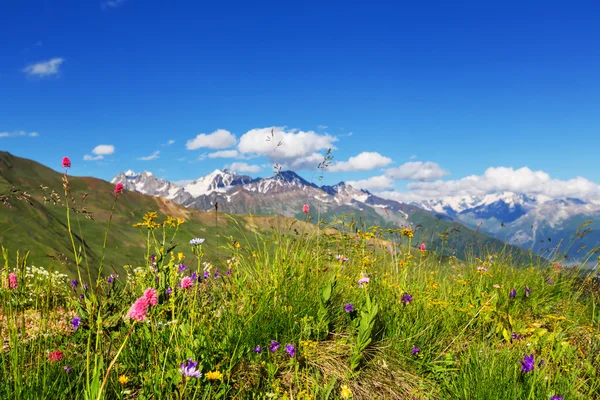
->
[110, 170, 192, 203]
[184, 169, 254, 197]
[414, 192, 600, 260]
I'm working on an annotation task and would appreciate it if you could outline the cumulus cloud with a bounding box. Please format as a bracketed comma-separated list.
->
[208, 149, 239, 158]
[0, 130, 39, 138]
[225, 162, 261, 173]
[329, 152, 392, 172]
[346, 175, 395, 191]
[186, 129, 237, 150]
[23, 58, 64, 77]
[385, 161, 449, 181]
[378, 166, 600, 203]
[84, 144, 115, 161]
[138, 151, 160, 161]
[237, 127, 337, 163]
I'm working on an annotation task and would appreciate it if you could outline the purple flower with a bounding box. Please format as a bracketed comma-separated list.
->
[178, 264, 187, 273]
[546, 278, 555, 285]
[511, 332, 522, 341]
[525, 286, 531, 298]
[401, 293, 413, 305]
[107, 274, 119, 284]
[358, 275, 370, 288]
[70, 280, 78, 290]
[179, 358, 202, 378]
[411, 346, 420, 355]
[64, 366, 72, 372]
[190, 272, 197, 281]
[344, 303, 354, 313]
[509, 288, 517, 298]
[214, 269, 221, 278]
[268, 341, 280, 352]
[83, 283, 89, 292]
[253, 345, 261, 353]
[520, 354, 535, 372]
[551, 396, 563, 400]
[204, 271, 210, 280]
[285, 344, 296, 358]
[226, 269, 232, 276]
[166, 287, 172, 296]
[71, 316, 81, 331]
[79, 294, 84, 300]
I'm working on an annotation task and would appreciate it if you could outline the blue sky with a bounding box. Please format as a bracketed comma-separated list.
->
[2, 0, 600, 201]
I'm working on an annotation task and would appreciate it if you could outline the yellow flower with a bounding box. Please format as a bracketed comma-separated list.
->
[118, 375, 129, 385]
[401, 228, 414, 238]
[340, 385, 352, 399]
[176, 217, 185, 226]
[178, 252, 184, 261]
[205, 370, 223, 381]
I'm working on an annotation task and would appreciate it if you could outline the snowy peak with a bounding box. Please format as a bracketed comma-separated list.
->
[243, 170, 317, 194]
[322, 181, 371, 204]
[184, 169, 253, 197]
[111, 170, 190, 202]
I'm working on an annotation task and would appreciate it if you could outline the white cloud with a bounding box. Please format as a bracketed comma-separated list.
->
[409, 154, 417, 160]
[347, 175, 395, 191]
[225, 162, 261, 173]
[237, 127, 337, 163]
[138, 151, 160, 161]
[378, 166, 600, 202]
[168, 139, 175, 145]
[83, 144, 115, 161]
[23, 58, 64, 77]
[186, 129, 237, 150]
[0, 130, 38, 138]
[385, 161, 449, 181]
[208, 149, 239, 158]
[329, 152, 392, 172]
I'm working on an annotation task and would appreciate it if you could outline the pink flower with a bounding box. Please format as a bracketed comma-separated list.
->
[420, 243, 426, 251]
[8, 273, 17, 290]
[303, 204, 309, 214]
[62, 157, 71, 169]
[47, 350, 64, 362]
[126, 297, 149, 322]
[143, 288, 158, 306]
[180, 276, 193, 289]
[114, 182, 124, 194]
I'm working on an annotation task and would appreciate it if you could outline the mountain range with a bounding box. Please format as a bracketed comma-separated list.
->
[112, 169, 600, 262]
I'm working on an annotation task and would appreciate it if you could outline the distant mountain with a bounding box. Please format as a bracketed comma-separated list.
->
[414, 192, 600, 261]
[112, 170, 523, 258]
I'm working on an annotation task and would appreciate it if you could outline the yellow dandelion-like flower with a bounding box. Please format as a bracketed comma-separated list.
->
[177, 252, 185, 261]
[118, 375, 129, 385]
[177, 217, 185, 226]
[340, 385, 352, 399]
[205, 370, 223, 381]
[401, 228, 414, 238]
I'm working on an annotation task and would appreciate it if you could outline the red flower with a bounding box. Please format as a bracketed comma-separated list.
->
[302, 204, 309, 214]
[47, 350, 64, 362]
[114, 182, 124, 194]
[62, 157, 71, 169]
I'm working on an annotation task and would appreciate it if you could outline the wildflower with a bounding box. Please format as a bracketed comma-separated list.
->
[214, 269, 221, 278]
[143, 288, 158, 306]
[179, 359, 202, 378]
[107, 274, 119, 283]
[203, 271, 210, 280]
[48, 351, 64, 362]
[8, 273, 17, 290]
[177, 252, 184, 261]
[303, 204, 309, 214]
[62, 156, 71, 169]
[420, 243, 426, 251]
[79, 294, 84, 300]
[520, 354, 535, 372]
[511, 332, 522, 341]
[402, 228, 414, 238]
[285, 344, 296, 357]
[70, 279, 78, 290]
[180, 276, 194, 289]
[336, 255, 348, 262]
[226, 269, 232, 275]
[205, 370, 223, 380]
[551, 396, 563, 400]
[493, 284, 501, 289]
[253, 345, 261, 353]
[476, 267, 488, 273]
[64, 366, 72, 372]
[525, 286, 531, 297]
[190, 271, 198, 281]
[401, 293, 413, 305]
[126, 297, 150, 322]
[411, 346, 420, 355]
[83, 283, 89, 291]
[178, 264, 187, 273]
[166, 287, 172, 296]
[190, 238, 205, 245]
[509, 288, 516, 298]
[344, 303, 354, 313]
[118, 375, 129, 385]
[71, 316, 81, 331]
[268, 341, 280, 352]
[546, 278, 555, 285]
[340, 385, 353, 399]
[358, 275, 370, 288]
[114, 182, 124, 194]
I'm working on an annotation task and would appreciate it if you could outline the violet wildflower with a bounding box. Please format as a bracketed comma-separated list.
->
[520, 354, 535, 372]
[83, 283, 89, 291]
[179, 359, 202, 378]
[253, 345, 261, 353]
[551, 396, 563, 400]
[401, 293, 413, 305]
[71, 280, 78, 290]
[64, 366, 72, 372]
[166, 287, 172, 296]
[79, 294, 84, 300]
[511, 332, 522, 341]
[214, 269, 221, 278]
[525, 286, 531, 297]
[336, 255, 348, 262]
[411, 346, 420, 355]
[204, 271, 210, 280]
[190, 271, 197, 281]
[344, 303, 354, 313]
[190, 238, 205, 246]
[226, 269, 232, 275]
[107, 274, 119, 284]
[178, 264, 187, 273]
[509, 288, 516, 298]
[71, 316, 81, 331]
[358, 275, 370, 288]
[285, 344, 296, 357]
[268, 341, 280, 352]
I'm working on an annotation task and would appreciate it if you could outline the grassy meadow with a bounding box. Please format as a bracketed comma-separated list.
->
[1, 162, 600, 400]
